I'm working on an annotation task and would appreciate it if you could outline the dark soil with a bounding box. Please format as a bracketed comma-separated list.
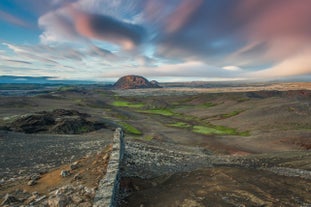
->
[120, 167, 311, 207]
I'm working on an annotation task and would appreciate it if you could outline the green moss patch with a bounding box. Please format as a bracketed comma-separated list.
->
[118, 122, 142, 135]
[140, 109, 175, 116]
[143, 135, 154, 141]
[202, 102, 217, 108]
[112, 101, 144, 108]
[168, 122, 191, 128]
[221, 110, 244, 118]
[193, 125, 249, 136]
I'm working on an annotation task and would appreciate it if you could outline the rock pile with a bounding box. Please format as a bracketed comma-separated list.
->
[1, 185, 96, 207]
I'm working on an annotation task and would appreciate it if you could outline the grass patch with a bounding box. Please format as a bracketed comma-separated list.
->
[74, 99, 84, 106]
[203, 102, 217, 108]
[140, 109, 175, 116]
[78, 126, 91, 133]
[237, 98, 250, 102]
[132, 135, 153, 141]
[118, 122, 142, 135]
[143, 135, 154, 141]
[57, 86, 75, 91]
[221, 110, 243, 118]
[178, 114, 202, 122]
[193, 125, 249, 136]
[168, 122, 191, 128]
[239, 131, 251, 136]
[112, 101, 144, 108]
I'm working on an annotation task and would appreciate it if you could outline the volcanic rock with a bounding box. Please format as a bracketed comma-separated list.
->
[60, 170, 71, 177]
[1, 194, 20, 205]
[3, 109, 106, 134]
[27, 179, 37, 186]
[9, 114, 55, 133]
[48, 195, 70, 207]
[113, 75, 161, 89]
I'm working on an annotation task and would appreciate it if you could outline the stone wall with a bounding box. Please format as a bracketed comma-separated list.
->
[93, 128, 124, 207]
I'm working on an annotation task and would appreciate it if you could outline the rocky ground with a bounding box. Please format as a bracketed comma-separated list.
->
[120, 140, 311, 207]
[1, 145, 112, 206]
[0, 129, 112, 182]
[0, 128, 113, 206]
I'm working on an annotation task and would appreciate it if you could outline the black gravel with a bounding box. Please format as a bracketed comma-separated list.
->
[0, 130, 111, 180]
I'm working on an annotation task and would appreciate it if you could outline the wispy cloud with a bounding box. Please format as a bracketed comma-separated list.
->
[6, 59, 32, 65]
[0, 10, 30, 28]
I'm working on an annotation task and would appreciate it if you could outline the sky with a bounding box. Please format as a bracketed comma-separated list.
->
[0, 0, 311, 82]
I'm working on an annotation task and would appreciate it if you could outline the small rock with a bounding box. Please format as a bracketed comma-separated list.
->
[14, 189, 31, 202]
[32, 195, 47, 204]
[1, 194, 20, 205]
[60, 170, 71, 177]
[79, 201, 92, 207]
[48, 195, 70, 207]
[18, 169, 26, 175]
[133, 185, 140, 191]
[70, 161, 79, 170]
[39, 169, 48, 175]
[32, 191, 39, 196]
[30, 173, 41, 181]
[27, 180, 37, 186]
[73, 173, 82, 180]
[25, 194, 38, 204]
[71, 194, 83, 204]
[25, 197, 36, 205]
[103, 154, 109, 160]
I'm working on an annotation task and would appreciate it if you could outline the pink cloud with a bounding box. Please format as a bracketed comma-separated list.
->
[39, 4, 145, 49]
[165, 0, 203, 33]
[72, 11, 135, 50]
[231, 0, 311, 76]
[236, 0, 311, 54]
[251, 50, 311, 78]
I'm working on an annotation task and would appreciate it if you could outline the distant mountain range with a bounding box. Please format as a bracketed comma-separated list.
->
[0, 76, 112, 85]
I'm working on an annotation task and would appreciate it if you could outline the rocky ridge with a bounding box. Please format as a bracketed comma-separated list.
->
[1, 109, 106, 134]
[113, 75, 161, 89]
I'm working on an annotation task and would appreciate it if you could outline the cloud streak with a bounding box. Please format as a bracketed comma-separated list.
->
[0, 10, 30, 28]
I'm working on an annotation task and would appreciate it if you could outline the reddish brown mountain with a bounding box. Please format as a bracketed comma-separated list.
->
[113, 75, 161, 89]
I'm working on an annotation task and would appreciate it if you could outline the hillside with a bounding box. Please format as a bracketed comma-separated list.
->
[113, 75, 161, 89]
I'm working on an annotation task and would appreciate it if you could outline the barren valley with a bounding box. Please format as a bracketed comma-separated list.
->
[0, 82, 311, 206]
